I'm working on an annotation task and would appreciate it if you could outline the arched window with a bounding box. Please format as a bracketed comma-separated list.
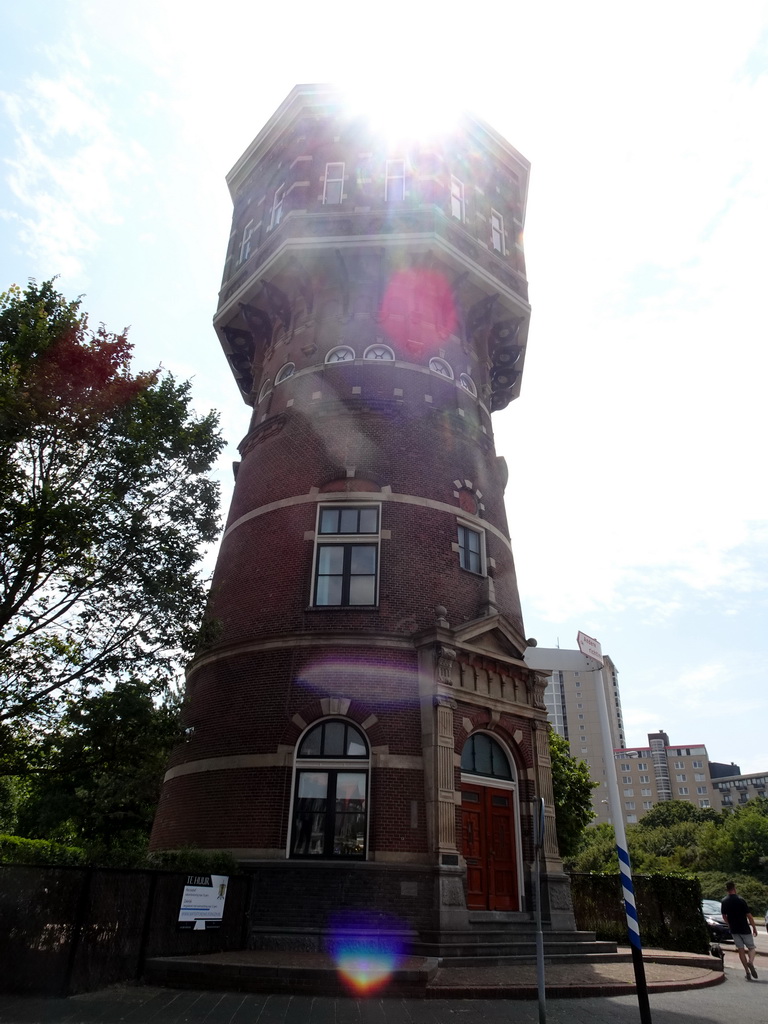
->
[459, 373, 477, 396]
[275, 362, 295, 384]
[258, 378, 272, 402]
[291, 720, 369, 859]
[429, 357, 453, 379]
[325, 346, 355, 364]
[461, 733, 513, 780]
[363, 344, 395, 361]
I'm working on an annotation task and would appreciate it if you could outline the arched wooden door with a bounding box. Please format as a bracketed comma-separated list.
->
[460, 735, 520, 911]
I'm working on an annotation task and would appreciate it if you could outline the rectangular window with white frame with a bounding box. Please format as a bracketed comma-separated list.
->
[450, 176, 465, 221]
[385, 159, 405, 201]
[323, 162, 345, 205]
[490, 209, 505, 252]
[313, 505, 380, 607]
[271, 183, 286, 228]
[239, 220, 254, 264]
[457, 523, 484, 574]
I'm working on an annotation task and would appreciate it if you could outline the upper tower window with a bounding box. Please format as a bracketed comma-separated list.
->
[459, 373, 477, 396]
[491, 210, 505, 253]
[385, 160, 406, 201]
[271, 184, 286, 228]
[326, 346, 355, 364]
[323, 163, 345, 205]
[429, 357, 453, 379]
[450, 177, 465, 222]
[363, 344, 395, 361]
[275, 362, 295, 384]
[457, 523, 484, 575]
[313, 505, 380, 607]
[238, 220, 254, 264]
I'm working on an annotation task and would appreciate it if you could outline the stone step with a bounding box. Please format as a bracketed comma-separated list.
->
[415, 942, 617, 959]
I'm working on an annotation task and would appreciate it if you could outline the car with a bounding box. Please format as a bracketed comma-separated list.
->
[701, 899, 732, 942]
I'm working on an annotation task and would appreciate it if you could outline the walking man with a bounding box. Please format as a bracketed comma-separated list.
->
[721, 881, 759, 980]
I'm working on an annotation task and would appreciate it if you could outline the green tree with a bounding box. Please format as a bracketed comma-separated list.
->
[0, 280, 223, 724]
[13, 679, 181, 859]
[634, 799, 720, 831]
[549, 729, 597, 857]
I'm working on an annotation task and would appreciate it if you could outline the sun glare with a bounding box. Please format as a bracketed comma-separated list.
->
[337, 78, 460, 145]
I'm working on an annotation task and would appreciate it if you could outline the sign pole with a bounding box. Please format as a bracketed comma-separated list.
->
[534, 795, 546, 1024]
[577, 633, 652, 1024]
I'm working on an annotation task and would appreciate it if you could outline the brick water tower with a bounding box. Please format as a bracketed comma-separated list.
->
[151, 85, 576, 949]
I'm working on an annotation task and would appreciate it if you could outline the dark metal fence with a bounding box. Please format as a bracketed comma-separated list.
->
[0, 864, 251, 996]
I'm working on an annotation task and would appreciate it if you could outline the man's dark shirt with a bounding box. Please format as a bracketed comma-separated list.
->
[721, 893, 751, 934]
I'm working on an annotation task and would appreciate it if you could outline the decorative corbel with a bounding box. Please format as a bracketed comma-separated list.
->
[435, 645, 457, 685]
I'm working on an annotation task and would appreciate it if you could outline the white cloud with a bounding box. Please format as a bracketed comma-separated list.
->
[1, 63, 149, 277]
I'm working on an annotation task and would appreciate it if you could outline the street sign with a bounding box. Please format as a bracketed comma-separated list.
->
[576, 631, 603, 667]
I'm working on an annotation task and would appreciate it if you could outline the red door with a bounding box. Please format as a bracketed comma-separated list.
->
[461, 783, 519, 910]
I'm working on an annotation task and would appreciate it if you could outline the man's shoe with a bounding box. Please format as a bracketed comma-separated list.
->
[750, 964, 758, 978]
[745, 970, 752, 980]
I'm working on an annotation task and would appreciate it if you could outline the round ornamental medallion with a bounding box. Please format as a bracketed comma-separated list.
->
[458, 489, 478, 515]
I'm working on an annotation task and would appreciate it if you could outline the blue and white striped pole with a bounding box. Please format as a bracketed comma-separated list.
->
[580, 633, 652, 1024]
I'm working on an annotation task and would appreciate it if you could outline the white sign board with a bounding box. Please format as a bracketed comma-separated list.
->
[178, 874, 229, 931]
[576, 631, 603, 667]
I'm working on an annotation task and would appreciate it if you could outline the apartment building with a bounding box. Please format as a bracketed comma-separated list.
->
[613, 731, 715, 823]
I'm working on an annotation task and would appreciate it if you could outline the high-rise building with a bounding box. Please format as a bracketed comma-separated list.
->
[533, 649, 625, 825]
[150, 85, 578, 949]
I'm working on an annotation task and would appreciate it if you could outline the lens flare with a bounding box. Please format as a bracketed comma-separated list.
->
[327, 913, 406, 996]
[295, 653, 419, 706]
[379, 268, 457, 353]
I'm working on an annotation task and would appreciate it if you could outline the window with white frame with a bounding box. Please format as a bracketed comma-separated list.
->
[643, 801, 653, 810]
[323, 162, 345, 205]
[326, 346, 355, 364]
[637, 762, 648, 770]
[674, 761, 685, 769]
[258, 378, 272, 402]
[699, 799, 710, 808]
[313, 505, 380, 607]
[385, 159, 405, 201]
[692, 760, 703, 768]
[239, 220, 254, 264]
[623, 789, 634, 797]
[490, 209, 504, 252]
[363, 343, 395, 361]
[291, 719, 368, 859]
[450, 176, 465, 221]
[678, 786, 689, 795]
[271, 184, 286, 228]
[641, 788, 652, 796]
[639, 775, 650, 783]
[429, 357, 453, 378]
[676, 774, 686, 782]
[457, 523, 483, 574]
[625, 801, 635, 810]
[275, 362, 295, 384]
[459, 373, 477, 396]
[627, 814, 638, 823]
[694, 773, 705, 781]
[620, 764, 631, 773]
[697, 786, 708, 794]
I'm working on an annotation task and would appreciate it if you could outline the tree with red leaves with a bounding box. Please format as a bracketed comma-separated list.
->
[0, 280, 223, 726]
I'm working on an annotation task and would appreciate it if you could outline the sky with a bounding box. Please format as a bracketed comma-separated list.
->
[1, 1, 767, 774]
